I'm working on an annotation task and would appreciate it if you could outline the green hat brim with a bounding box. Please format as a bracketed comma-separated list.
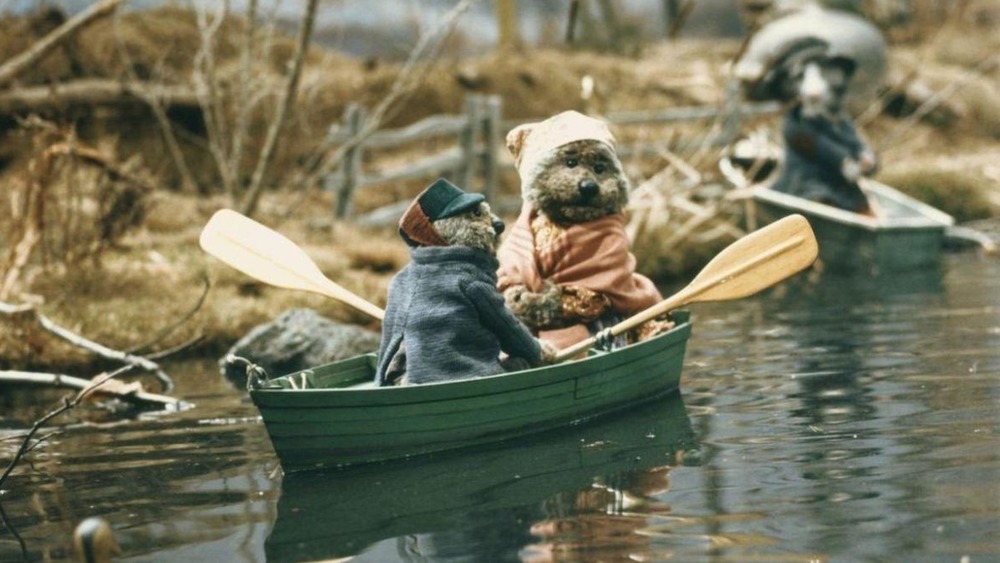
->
[437, 192, 485, 219]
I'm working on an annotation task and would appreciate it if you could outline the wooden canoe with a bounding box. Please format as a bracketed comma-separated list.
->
[249, 311, 691, 473]
[752, 180, 954, 274]
[719, 151, 954, 274]
[264, 391, 695, 560]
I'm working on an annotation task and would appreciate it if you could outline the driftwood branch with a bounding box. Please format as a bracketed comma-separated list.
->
[0, 365, 151, 493]
[0, 0, 124, 89]
[0, 79, 200, 115]
[239, 0, 320, 217]
[0, 301, 174, 392]
[47, 142, 156, 190]
[0, 370, 183, 408]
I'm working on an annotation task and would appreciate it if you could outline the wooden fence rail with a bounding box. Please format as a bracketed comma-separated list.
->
[328, 87, 781, 225]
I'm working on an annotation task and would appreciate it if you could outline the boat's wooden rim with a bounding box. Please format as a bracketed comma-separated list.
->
[720, 150, 954, 231]
[752, 179, 953, 231]
[251, 311, 692, 400]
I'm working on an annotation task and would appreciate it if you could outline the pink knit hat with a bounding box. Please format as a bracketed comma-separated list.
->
[506, 110, 622, 197]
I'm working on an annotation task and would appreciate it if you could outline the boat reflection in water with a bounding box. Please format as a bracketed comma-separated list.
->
[780, 265, 944, 427]
[772, 266, 946, 553]
[265, 391, 697, 562]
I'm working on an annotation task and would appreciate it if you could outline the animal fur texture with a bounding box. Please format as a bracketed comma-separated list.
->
[433, 202, 502, 253]
[497, 113, 669, 350]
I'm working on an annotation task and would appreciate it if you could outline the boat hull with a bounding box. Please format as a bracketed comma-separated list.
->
[753, 181, 953, 274]
[250, 312, 691, 472]
[265, 392, 695, 560]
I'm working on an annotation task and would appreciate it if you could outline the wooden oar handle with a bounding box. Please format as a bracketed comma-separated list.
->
[551, 214, 817, 363]
[552, 335, 598, 363]
[552, 293, 687, 363]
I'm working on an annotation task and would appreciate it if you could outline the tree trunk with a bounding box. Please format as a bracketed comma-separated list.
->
[495, 0, 521, 49]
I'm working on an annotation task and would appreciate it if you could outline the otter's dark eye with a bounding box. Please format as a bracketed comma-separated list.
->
[565, 157, 579, 168]
[593, 162, 606, 174]
[472, 207, 482, 217]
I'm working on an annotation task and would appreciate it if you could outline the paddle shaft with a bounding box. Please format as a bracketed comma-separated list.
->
[553, 215, 817, 362]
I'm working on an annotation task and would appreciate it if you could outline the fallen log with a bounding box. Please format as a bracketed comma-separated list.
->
[0, 370, 185, 409]
[0, 0, 124, 88]
[0, 300, 175, 392]
[0, 79, 200, 115]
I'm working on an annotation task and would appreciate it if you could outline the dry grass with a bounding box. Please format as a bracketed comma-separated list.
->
[877, 166, 996, 222]
[2, 5, 1000, 371]
[1, 190, 395, 370]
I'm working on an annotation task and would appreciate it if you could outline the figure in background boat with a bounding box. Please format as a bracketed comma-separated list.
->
[497, 110, 672, 352]
[374, 178, 556, 386]
[733, 5, 888, 214]
[770, 36, 878, 213]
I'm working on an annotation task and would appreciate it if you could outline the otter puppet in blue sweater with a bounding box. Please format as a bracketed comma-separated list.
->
[374, 178, 556, 386]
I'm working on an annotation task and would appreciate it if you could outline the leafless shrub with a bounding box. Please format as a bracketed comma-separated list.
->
[0, 118, 154, 298]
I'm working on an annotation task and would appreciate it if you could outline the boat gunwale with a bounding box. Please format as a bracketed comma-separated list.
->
[753, 180, 953, 232]
[250, 312, 692, 405]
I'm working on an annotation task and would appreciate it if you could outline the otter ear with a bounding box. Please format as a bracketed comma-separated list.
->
[505, 123, 535, 163]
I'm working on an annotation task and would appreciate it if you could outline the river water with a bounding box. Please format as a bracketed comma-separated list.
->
[1, 252, 998, 562]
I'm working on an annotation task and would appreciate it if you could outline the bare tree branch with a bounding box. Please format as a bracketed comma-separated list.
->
[0, 139, 53, 300]
[878, 54, 999, 153]
[113, 17, 200, 192]
[229, 0, 261, 199]
[0, 79, 200, 114]
[288, 0, 475, 198]
[0, 370, 182, 408]
[0, 0, 124, 88]
[0, 501, 28, 561]
[193, 2, 240, 196]
[125, 273, 210, 356]
[0, 300, 174, 392]
[239, 0, 321, 216]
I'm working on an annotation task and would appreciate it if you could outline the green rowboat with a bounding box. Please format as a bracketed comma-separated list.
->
[752, 180, 954, 274]
[265, 391, 695, 560]
[249, 311, 691, 473]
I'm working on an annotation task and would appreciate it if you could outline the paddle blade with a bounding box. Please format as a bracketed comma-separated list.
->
[688, 213, 818, 303]
[199, 209, 385, 320]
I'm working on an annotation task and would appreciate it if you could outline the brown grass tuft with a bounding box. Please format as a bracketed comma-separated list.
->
[877, 166, 996, 222]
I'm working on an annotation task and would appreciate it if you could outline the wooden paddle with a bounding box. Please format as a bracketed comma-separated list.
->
[553, 213, 818, 362]
[199, 209, 385, 321]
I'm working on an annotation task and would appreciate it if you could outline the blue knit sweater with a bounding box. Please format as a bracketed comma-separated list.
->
[773, 105, 870, 213]
[374, 246, 542, 386]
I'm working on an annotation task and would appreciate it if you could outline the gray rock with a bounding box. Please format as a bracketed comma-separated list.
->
[221, 308, 380, 386]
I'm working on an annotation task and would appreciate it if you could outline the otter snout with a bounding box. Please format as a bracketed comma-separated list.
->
[578, 178, 599, 199]
[491, 216, 505, 236]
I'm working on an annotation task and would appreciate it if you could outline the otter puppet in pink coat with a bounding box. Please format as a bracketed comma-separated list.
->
[497, 111, 671, 351]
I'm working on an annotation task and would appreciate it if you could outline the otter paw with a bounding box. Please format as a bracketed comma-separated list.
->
[504, 284, 562, 328]
[538, 339, 560, 365]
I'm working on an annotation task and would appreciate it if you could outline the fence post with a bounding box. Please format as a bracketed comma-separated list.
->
[460, 94, 483, 189]
[482, 95, 502, 202]
[720, 79, 742, 145]
[336, 103, 365, 219]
